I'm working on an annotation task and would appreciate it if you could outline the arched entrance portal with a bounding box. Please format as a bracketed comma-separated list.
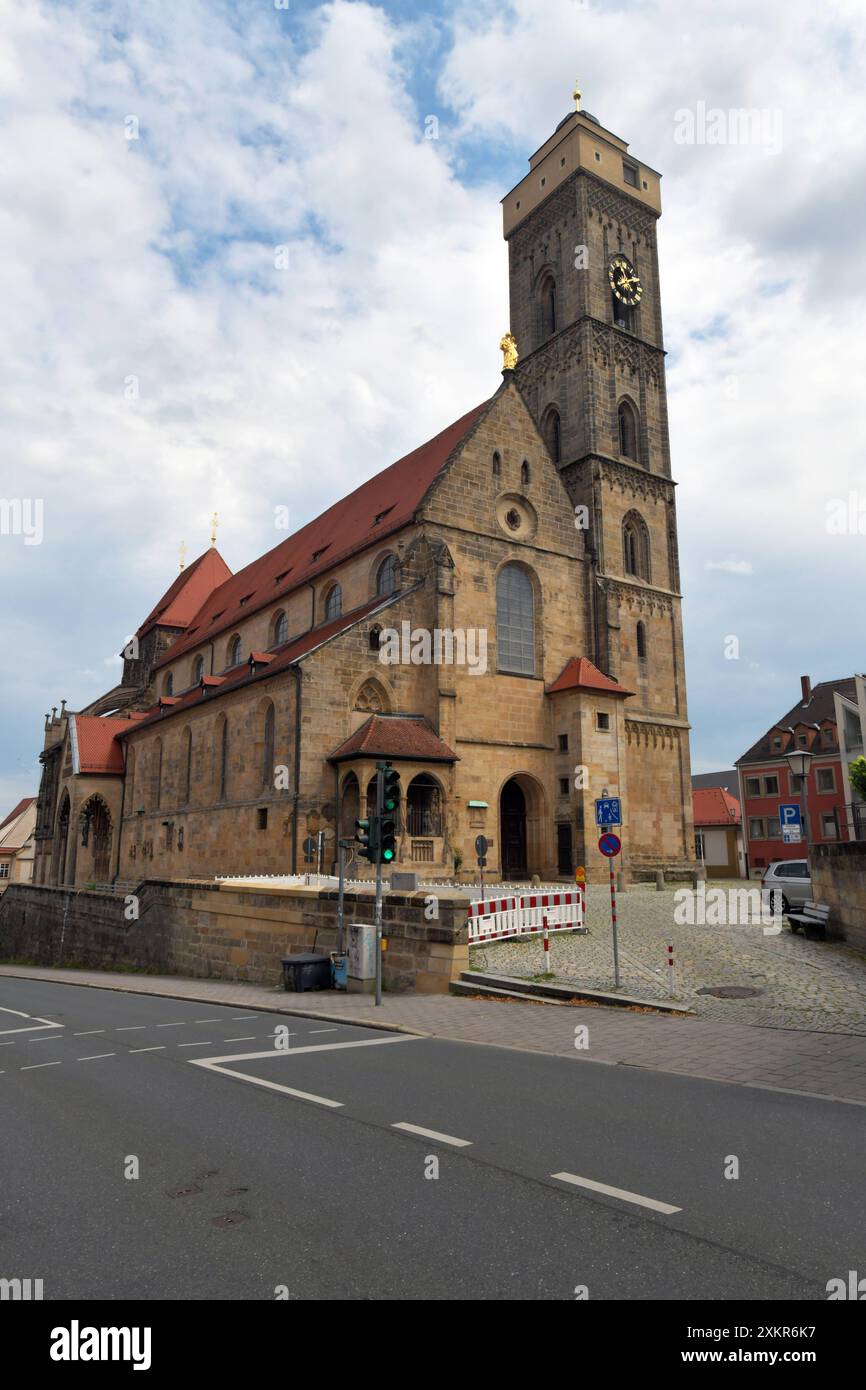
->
[500, 779, 527, 879]
[80, 796, 113, 882]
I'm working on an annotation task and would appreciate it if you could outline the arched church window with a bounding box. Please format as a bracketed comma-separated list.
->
[492, 451, 501, 479]
[540, 274, 557, 338]
[227, 634, 242, 668]
[623, 512, 651, 581]
[368, 625, 382, 653]
[324, 584, 342, 621]
[618, 399, 639, 461]
[521, 459, 531, 488]
[273, 611, 288, 646]
[163, 673, 173, 697]
[496, 563, 535, 676]
[543, 408, 561, 464]
[637, 620, 647, 662]
[192, 655, 204, 685]
[376, 554, 398, 597]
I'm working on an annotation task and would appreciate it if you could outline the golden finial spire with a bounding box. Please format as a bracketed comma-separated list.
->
[573, 79, 581, 112]
[499, 331, 519, 372]
[179, 539, 187, 572]
[210, 511, 219, 548]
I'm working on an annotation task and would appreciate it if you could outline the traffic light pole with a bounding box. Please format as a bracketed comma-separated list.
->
[374, 765, 384, 1006]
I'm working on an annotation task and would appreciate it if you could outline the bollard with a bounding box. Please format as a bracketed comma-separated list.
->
[667, 943, 676, 997]
[616, 869, 626, 893]
[655, 869, 665, 891]
[543, 916, 550, 970]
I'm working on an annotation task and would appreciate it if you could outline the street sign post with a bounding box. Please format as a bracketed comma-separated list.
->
[598, 832, 622, 988]
[779, 803, 802, 844]
[595, 797, 622, 827]
[475, 834, 489, 893]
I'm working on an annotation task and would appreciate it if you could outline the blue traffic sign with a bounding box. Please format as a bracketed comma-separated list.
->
[779, 803, 802, 828]
[598, 832, 622, 857]
[595, 797, 622, 827]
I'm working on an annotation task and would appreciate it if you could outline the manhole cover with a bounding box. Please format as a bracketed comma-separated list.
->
[697, 985, 763, 999]
[211, 1211, 250, 1228]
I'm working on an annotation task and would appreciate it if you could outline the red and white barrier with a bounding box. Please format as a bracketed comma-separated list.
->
[467, 889, 585, 945]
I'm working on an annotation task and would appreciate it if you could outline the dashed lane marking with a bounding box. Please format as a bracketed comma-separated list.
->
[116, 1026, 146, 1032]
[392, 1122, 472, 1148]
[225, 1036, 257, 1042]
[309, 1028, 339, 1034]
[78, 1054, 116, 1062]
[21, 1062, 63, 1071]
[129, 1047, 165, 1053]
[551, 1171, 682, 1215]
[156, 1022, 186, 1028]
[178, 1041, 213, 1048]
[73, 1031, 105, 1037]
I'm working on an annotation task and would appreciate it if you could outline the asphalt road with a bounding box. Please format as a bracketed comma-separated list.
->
[1, 975, 863, 1300]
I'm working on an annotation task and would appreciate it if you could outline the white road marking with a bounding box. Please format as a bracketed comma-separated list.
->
[195, 1019, 223, 1024]
[178, 1041, 212, 1048]
[73, 1030, 105, 1037]
[130, 1046, 165, 1053]
[78, 1053, 116, 1062]
[21, 1061, 63, 1070]
[156, 1022, 185, 1028]
[116, 1026, 146, 1032]
[0, 1005, 64, 1037]
[309, 1028, 339, 1034]
[392, 1122, 472, 1148]
[27, 1036, 62, 1043]
[551, 1171, 682, 1215]
[189, 1034, 421, 1107]
[225, 1036, 256, 1042]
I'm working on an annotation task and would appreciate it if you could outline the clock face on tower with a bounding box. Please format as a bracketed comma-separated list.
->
[608, 254, 643, 307]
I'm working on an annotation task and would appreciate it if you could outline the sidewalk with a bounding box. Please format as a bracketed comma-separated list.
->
[3, 963, 866, 1105]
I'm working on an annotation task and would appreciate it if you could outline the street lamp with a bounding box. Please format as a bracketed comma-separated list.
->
[785, 749, 813, 857]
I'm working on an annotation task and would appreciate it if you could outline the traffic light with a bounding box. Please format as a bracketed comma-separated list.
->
[379, 764, 401, 864]
[355, 817, 379, 864]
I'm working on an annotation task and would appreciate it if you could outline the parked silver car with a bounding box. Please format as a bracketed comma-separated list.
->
[761, 859, 811, 914]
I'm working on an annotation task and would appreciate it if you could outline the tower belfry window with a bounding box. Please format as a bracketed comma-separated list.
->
[540, 275, 557, 339]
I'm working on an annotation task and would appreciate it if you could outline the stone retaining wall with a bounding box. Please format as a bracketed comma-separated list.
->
[0, 879, 471, 993]
[812, 842, 866, 950]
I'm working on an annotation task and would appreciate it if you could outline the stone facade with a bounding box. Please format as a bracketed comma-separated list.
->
[812, 842, 866, 949]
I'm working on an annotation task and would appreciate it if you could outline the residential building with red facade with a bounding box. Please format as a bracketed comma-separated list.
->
[736, 675, 861, 875]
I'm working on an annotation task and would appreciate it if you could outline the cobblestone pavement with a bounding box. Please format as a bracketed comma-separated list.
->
[472, 884, 866, 1035]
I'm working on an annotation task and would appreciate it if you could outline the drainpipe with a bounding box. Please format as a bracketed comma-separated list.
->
[291, 664, 303, 874]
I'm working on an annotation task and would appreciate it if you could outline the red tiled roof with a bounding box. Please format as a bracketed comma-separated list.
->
[73, 715, 130, 774]
[329, 715, 457, 763]
[0, 797, 37, 833]
[153, 399, 490, 672]
[546, 657, 634, 697]
[693, 787, 741, 827]
[118, 595, 391, 736]
[737, 676, 855, 764]
[136, 548, 233, 640]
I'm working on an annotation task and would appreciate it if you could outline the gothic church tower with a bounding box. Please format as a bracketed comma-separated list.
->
[503, 96, 694, 868]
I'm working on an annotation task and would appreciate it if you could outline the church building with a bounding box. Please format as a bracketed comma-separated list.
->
[33, 97, 694, 889]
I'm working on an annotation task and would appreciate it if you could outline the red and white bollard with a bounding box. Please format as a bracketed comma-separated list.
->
[667, 943, 676, 998]
[543, 916, 550, 970]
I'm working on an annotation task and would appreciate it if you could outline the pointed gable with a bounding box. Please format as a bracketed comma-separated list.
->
[547, 657, 633, 697]
[136, 548, 233, 640]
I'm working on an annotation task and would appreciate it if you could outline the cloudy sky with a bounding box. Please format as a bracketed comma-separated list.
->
[1, 0, 864, 812]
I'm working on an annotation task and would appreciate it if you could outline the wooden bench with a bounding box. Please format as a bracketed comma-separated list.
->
[786, 901, 831, 940]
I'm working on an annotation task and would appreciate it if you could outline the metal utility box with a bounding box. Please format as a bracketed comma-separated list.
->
[347, 923, 376, 994]
[281, 952, 331, 992]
